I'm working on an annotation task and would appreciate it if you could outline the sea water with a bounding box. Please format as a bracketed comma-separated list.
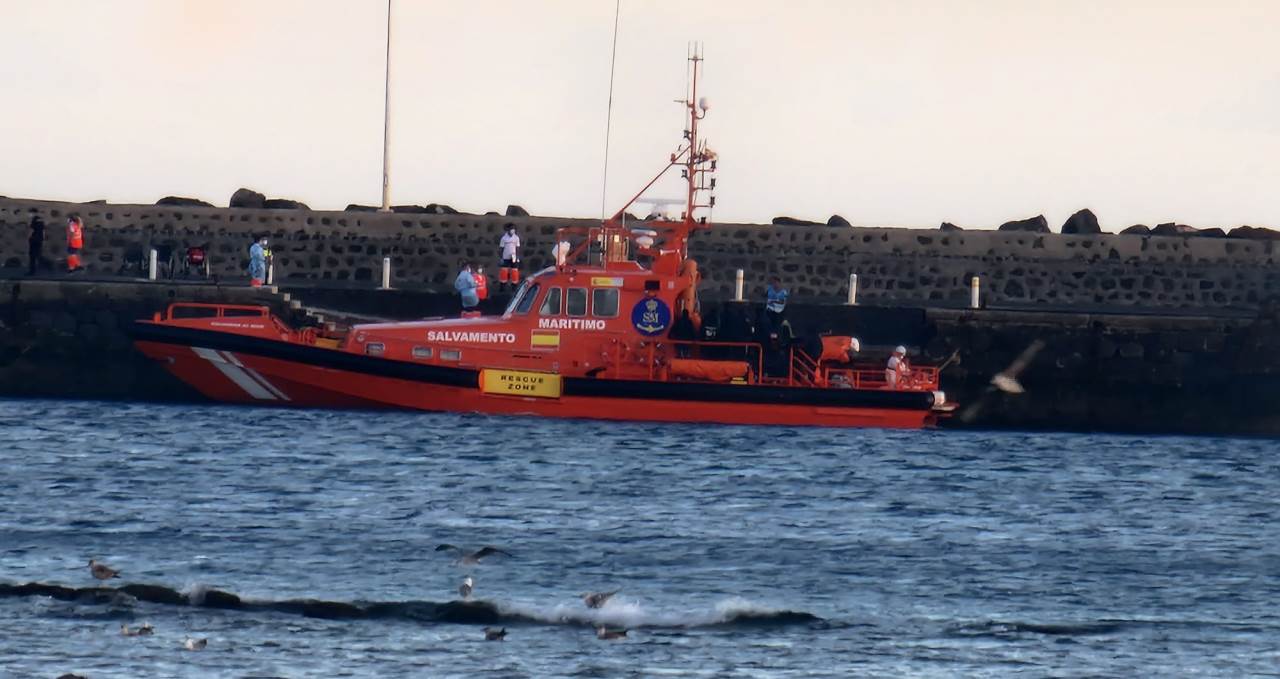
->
[0, 399, 1276, 677]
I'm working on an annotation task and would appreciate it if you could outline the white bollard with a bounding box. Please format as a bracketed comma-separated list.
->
[148, 248, 158, 280]
[970, 276, 981, 309]
[733, 269, 744, 302]
[381, 256, 392, 289]
[846, 273, 858, 305]
[267, 261, 275, 285]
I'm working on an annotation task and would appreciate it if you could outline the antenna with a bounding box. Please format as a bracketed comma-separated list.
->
[600, 0, 622, 223]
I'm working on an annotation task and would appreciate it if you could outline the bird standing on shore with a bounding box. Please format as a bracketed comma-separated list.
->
[435, 544, 513, 565]
[459, 576, 474, 600]
[88, 559, 120, 580]
[582, 590, 619, 609]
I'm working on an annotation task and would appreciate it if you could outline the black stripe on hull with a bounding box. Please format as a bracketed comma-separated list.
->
[131, 322, 936, 411]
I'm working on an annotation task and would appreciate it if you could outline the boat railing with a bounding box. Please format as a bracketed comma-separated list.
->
[788, 347, 821, 387]
[153, 302, 296, 340]
[156, 302, 271, 321]
[823, 366, 940, 391]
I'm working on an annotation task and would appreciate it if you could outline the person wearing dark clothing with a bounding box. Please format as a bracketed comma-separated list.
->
[27, 215, 45, 276]
[670, 309, 698, 357]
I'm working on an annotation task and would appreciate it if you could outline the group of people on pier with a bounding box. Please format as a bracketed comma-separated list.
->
[26, 213, 84, 275]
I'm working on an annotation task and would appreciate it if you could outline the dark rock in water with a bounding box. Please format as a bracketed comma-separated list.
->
[939, 222, 963, 232]
[505, 204, 530, 217]
[263, 198, 310, 210]
[772, 216, 822, 226]
[827, 214, 851, 227]
[200, 588, 243, 609]
[57, 674, 88, 679]
[345, 204, 379, 212]
[435, 599, 502, 624]
[156, 196, 214, 208]
[273, 598, 366, 619]
[1120, 224, 1151, 235]
[997, 215, 1049, 233]
[119, 583, 185, 605]
[230, 188, 266, 209]
[1228, 225, 1280, 240]
[391, 204, 429, 214]
[1061, 209, 1101, 235]
[425, 203, 459, 215]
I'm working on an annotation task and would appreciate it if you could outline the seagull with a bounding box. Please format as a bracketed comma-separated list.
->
[595, 625, 628, 640]
[88, 559, 120, 580]
[121, 622, 154, 637]
[459, 576, 474, 600]
[582, 590, 619, 609]
[183, 637, 208, 651]
[435, 544, 513, 565]
[484, 627, 507, 641]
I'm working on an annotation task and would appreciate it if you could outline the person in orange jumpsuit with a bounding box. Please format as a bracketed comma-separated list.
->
[66, 214, 84, 273]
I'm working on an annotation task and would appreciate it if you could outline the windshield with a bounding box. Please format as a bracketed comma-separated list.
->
[503, 280, 537, 316]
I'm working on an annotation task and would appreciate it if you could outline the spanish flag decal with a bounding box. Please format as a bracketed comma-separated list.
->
[530, 330, 560, 350]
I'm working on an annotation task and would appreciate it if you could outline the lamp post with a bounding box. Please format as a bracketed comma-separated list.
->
[379, 0, 392, 212]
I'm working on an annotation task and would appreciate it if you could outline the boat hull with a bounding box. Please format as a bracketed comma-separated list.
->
[133, 323, 941, 429]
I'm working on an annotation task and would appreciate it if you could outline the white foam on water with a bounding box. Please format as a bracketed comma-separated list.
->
[497, 595, 797, 629]
[181, 582, 210, 606]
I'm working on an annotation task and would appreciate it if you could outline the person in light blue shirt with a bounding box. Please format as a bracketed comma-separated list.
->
[765, 275, 788, 328]
[248, 236, 268, 286]
[455, 262, 479, 312]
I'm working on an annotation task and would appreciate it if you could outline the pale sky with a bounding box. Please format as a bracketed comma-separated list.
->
[1, 1, 1277, 231]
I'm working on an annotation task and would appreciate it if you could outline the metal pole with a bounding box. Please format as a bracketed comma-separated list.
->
[148, 249, 157, 280]
[378, 0, 393, 212]
[846, 273, 858, 305]
[970, 276, 980, 309]
[381, 256, 392, 289]
[733, 269, 744, 301]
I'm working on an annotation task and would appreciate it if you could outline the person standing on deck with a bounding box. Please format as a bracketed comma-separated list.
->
[455, 262, 480, 313]
[65, 214, 84, 273]
[764, 276, 788, 329]
[886, 345, 911, 389]
[27, 215, 45, 276]
[498, 226, 521, 291]
[248, 236, 268, 287]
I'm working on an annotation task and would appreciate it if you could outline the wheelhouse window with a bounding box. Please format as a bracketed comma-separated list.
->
[513, 283, 541, 315]
[540, 287, 562, 315]
[592, 288, 619, 317]
[566, 287, 588, 317]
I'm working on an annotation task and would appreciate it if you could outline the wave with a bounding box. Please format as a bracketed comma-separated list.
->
[947, 617, 1277, 639]
[0, 582, 822, 630]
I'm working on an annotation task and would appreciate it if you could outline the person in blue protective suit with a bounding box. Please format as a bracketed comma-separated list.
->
[764, 275, 789, 329]
[248, 236, 268, 286]
[455, 261, 479, 313]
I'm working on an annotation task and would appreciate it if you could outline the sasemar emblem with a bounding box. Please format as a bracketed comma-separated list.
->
[631, 297, 672, 336]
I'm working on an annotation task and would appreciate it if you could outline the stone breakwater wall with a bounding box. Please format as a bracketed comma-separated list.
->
[4, 197, 1279, 310]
